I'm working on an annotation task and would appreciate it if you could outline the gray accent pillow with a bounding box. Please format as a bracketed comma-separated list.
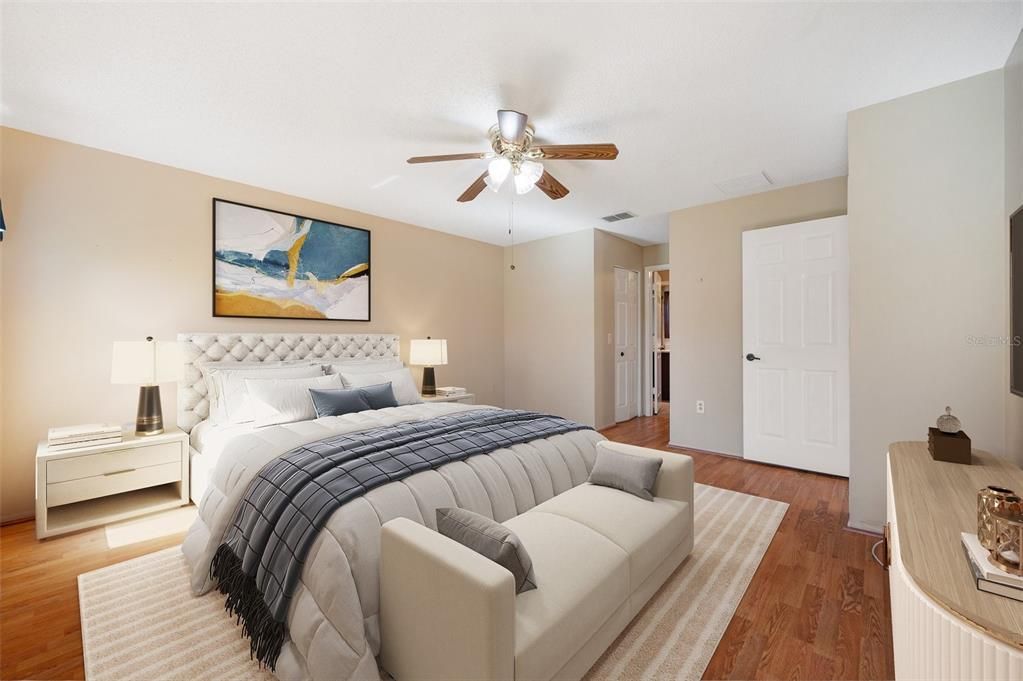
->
[358, 382, 399, 409]
[588, 448, 662, 501]
[308, 387, 372, 418]
[436, 507, 537, 594]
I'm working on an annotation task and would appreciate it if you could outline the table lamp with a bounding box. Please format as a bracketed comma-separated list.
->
[409, 338, 448, 396]
[111, 337, 183, 435]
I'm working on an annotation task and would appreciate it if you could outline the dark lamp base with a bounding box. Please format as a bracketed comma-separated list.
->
[422, 366, 437, 396]
[136, 385, 165, 436]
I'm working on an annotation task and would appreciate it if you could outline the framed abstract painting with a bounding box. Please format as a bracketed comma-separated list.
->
[212, 199, 371, 321]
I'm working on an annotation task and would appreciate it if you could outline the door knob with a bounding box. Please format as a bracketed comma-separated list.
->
[745, 353, 761, 362]
[620, 352, 625, 357]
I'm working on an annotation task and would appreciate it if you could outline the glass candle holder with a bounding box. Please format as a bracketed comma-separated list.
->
[978, 486, 1018, 550]
[989, 505, 1023, 576]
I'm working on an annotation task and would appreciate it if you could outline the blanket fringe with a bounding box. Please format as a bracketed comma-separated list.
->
[210, 544, 286, 671]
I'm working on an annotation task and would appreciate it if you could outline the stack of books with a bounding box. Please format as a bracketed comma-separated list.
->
[47, 424, 123, 451]
[961, 532, 1023, 602]
[437, 386, 467, 397]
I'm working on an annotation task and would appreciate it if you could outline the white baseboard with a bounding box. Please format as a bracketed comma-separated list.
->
[667, 442, 743, 459]
[847, 518, 884, 535]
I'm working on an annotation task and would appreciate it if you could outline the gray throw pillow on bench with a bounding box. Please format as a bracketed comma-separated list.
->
[436, 507, 537, 594]
[588, 448, 662, 501]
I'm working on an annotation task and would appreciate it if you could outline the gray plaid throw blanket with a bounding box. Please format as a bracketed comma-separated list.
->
[210, 408, 592, 669]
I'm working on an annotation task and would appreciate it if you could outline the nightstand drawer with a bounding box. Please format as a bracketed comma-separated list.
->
[46, 461, 182, 508]
[46, 441, 181, 483]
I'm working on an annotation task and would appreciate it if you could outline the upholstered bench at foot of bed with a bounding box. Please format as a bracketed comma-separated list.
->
[378, 441, 695, 681]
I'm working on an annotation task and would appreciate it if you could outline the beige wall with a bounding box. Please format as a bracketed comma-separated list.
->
[667, 177, 848, 454]
[0, 127, 505, 521]
[0, 133, 5, 509]
[1006, 31, 1023, 466]
[503, 230, 596, 426]
[848, 70, 1007, 531]
[642, 243, 669, 266]
[593, 230, 643, 429]
[503, 228, 645, 429]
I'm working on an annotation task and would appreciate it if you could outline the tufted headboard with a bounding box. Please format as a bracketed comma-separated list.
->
[176, 333, 400, 433]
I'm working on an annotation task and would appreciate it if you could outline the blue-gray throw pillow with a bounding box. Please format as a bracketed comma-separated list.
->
[359, 382, 399, 409]
[308, 387, 372, 418]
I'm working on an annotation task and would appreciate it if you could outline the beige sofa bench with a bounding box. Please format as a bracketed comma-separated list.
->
[379, 441, 695, 681]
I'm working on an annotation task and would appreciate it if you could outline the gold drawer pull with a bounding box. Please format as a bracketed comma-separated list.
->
[103, 468, 137, 476]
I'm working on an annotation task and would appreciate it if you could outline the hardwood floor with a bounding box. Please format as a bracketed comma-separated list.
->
[1, 408, 894, 680]
[602, 405, 895, 680]
[0, 516, 187, 679]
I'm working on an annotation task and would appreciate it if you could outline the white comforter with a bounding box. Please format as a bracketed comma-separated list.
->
[182, 402, 606, 681]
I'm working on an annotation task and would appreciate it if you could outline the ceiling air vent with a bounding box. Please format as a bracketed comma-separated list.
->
[601, 211, 637, 223]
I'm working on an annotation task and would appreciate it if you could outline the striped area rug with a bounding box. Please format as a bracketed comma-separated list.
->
[79, 484, 786, 681]
[584, 484, 788, 680]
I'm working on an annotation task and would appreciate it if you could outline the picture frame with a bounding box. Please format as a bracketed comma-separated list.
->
[212, 198, 371, 321]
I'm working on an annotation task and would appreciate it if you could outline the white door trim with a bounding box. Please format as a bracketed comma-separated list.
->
[614, 267, 642, 423]
[642, 264, 669, 417]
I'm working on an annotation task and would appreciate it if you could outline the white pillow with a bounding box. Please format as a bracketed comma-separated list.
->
[245, 374, 344, 427]
[199, 360, 318, 418]
[207, 364, 324, 425]
[340, 368, 423, 406]
[323, 359, 404, 375]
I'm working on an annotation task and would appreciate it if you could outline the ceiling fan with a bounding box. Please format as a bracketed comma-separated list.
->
[407, 109, 618, 202]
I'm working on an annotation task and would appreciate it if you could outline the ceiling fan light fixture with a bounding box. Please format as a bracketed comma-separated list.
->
[514, 160, 544, 194]
[488, 157, 512, 188]
[519, 160, 544, 182]
[514, 173, 536, 195]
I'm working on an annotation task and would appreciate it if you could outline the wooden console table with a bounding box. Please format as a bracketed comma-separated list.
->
[886, 441, 1023, 680]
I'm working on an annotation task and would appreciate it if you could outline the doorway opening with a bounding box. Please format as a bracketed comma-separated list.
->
[643, 264, 670, 417]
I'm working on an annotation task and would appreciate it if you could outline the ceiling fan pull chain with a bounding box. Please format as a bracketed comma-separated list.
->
[508, 195, 516, 271]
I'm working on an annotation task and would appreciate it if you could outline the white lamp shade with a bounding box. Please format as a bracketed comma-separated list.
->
[111, 340, 184, 385]
[409, 338, 448, 366]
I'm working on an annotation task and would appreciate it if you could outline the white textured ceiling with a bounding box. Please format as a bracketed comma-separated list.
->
[2, 2, 1020, 246]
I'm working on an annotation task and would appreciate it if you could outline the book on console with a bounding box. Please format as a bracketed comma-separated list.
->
[47, 436, 124, 452]
[961, 532, 1023, 602]
[48, 423, 121, 444]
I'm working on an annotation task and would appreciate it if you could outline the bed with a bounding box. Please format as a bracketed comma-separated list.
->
[178, 333, 607, 681]
[178, 333, 404, 502]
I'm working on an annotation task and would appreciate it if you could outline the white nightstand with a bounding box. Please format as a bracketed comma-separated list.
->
[421, 393, 476, 405]
[35, 428, 189, 539]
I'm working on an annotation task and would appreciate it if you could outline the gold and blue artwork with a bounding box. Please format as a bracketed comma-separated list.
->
[213, 199, 370, 320]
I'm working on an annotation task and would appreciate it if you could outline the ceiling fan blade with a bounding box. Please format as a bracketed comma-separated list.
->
[535, 170, 570, 200]
[497, 109, 528, 144]
[407, 152, 488, 164]
[457, 173, 489, 202]
[535, 143, 619, 161]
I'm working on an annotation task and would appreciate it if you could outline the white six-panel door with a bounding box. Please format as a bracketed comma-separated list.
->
[741, 215, 849, 477]
[615, 267, 640, 422]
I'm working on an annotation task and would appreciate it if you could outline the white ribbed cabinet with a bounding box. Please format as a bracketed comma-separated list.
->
[886, 443, 1023, 680]
[35, 429, 189, 539]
